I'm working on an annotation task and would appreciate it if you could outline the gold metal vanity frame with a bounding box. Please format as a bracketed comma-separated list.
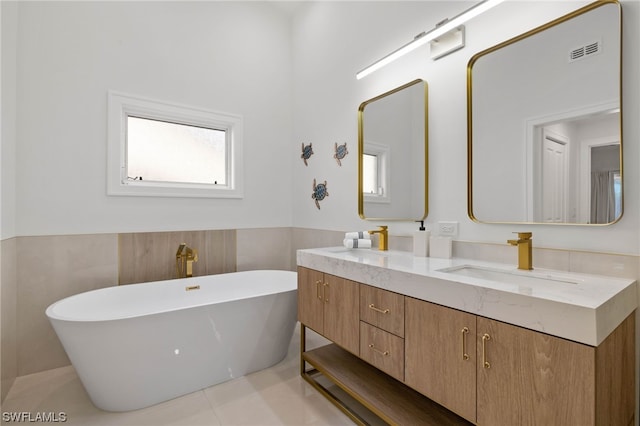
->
[299, 324, 386, 426]
[299, 324, 467, 425]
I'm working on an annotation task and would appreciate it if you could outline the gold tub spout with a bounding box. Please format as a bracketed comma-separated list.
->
[368, 226, 389, 251]
[507, 232, 533, 270]
[176, 243, 199, 278]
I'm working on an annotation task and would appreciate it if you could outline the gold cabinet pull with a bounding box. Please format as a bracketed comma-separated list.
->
[315, 280, 323, 300]
[324, 282, 329, 302]
[368, 344, 389, 356]
[368, 303, 390, 314]
[461, 327, 470, 361]
[482, 333, 491, 369]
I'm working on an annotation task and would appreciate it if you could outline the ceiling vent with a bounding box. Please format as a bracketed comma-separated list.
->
[569, 40, 601, 63]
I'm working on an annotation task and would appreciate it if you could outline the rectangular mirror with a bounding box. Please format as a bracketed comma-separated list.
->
[468, 0, 622, 225]
[358, 79, 428, 221]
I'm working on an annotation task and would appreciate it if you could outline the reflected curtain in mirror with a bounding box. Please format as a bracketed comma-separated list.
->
[590, 143, 621, 224]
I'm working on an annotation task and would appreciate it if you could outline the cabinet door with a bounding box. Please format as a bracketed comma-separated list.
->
[476, 317, 595, 426]
[323, 274, 360, 355]
[297, 266, 324, 334]
[405, 298, 477, 422]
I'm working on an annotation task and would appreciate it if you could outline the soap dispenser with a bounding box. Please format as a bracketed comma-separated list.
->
[413, 220, 430, 257]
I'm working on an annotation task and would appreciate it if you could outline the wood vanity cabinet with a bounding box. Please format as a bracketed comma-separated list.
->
[299, 266, 635, 426]
[405, 297, 477, 421]
[297, 266, 359, 355]
[476, 316, 594, 425]
[405, 296, 636, 426]
[478, 313, 635, 426]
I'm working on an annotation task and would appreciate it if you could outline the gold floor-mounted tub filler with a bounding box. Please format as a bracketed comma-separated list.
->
[176, 243, 198, 278]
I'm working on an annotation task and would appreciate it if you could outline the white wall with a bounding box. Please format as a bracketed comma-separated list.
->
[1, 1, 17, 240]
[3, 0, 640, 255]
[291, 0, 640, 255]
[10, 1, 293, 236]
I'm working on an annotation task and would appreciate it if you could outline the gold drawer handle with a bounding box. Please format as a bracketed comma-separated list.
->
[185, 285, 200, 291]
[482, 333, 491, 369]
[368, 304, 390, 314]
[315, 280, 323, 300]
[368, 344, 389, 356]
[461, 327, 470, 361]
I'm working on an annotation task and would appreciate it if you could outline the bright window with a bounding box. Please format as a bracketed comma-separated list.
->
[362, 153, 380, 195]
[127, 117, 227, 185]
[362, 142, 389, 203]
[108, 91, 243, 198]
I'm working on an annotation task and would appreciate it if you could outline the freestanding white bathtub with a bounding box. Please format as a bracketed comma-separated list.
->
[46, 270, 298, 412]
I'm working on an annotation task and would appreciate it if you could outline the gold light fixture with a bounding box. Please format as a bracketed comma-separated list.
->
[356, 0, 505, 79]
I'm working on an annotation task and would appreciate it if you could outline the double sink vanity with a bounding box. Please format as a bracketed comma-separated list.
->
[297, 247, 636, 425]
[312, 0, 633, 424]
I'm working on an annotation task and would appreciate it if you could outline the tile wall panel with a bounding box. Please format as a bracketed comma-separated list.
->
[453, 240, 638, 280]
[118, 230, 236, 285]
[237, 228, 293, 272]
[16, 234, 118, 376]
[1, 238, 17, 402]
[291, 228, 345, 268]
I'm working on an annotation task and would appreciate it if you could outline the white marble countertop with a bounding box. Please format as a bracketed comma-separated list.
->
[297, 247, 637, 346]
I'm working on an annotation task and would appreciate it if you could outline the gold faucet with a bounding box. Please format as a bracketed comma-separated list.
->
[176, 243, 198, 278]
[507, 232, 533, 270]
[368, 226, 389, 251]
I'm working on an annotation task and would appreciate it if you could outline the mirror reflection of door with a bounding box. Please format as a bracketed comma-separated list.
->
[540, 130, 568, 223]
[531, 110, 620, 224]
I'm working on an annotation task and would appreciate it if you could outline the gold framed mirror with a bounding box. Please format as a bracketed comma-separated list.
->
[468, 0, 622, 225]
[358, 79, 428, 221]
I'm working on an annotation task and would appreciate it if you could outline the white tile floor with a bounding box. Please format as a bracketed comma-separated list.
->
[1, 325, 361, 426]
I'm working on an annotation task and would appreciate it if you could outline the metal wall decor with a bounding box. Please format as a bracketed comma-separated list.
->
[334, 142, 348, 166]
[301, 143, 314, 166]
[312, 179, 328, 210]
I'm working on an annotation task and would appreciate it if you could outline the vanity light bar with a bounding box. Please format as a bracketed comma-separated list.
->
[356, 0, 505, 80]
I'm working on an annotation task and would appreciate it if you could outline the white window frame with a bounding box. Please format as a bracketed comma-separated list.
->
[107, 90, 243, 198]
[363, 141, 390, 204]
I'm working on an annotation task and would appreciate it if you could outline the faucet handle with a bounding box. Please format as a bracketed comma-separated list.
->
[368, 225, 388, 234]
[513, 232, 532, 239]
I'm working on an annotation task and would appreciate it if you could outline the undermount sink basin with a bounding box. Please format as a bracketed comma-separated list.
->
[438, 265, 583, 286]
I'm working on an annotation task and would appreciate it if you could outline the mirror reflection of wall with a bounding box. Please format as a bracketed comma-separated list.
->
[468, 1, 621, 225]
[358, 79, 428, 221]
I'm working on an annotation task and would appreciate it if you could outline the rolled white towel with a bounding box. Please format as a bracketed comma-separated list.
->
[344, 231, 371, 240]
[343, 238, 372, 249]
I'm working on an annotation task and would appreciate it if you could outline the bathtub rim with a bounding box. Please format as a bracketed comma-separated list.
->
[46, 269, 297, 323]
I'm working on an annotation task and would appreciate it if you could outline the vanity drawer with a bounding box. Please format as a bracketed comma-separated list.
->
[360, 284, 404, 337]
[359, 322, 404, 382]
